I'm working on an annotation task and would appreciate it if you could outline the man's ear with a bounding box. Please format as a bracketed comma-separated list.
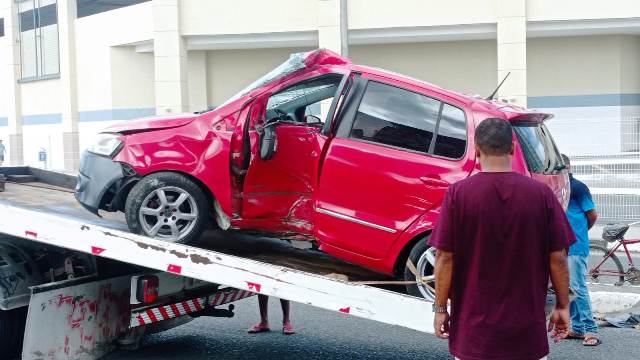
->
[475, 145, 482, 159]
[509, 142, 515, 155]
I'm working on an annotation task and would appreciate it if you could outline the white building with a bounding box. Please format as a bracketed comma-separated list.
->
[1, 0, 640, 170]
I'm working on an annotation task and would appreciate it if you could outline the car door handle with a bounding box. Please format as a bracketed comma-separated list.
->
[419, 176, 450, 188]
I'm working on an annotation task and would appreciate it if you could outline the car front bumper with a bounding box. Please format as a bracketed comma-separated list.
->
[75, 151, 130, 215]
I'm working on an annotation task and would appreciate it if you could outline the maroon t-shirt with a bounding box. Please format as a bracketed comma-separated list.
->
[428, 172, 575, 360]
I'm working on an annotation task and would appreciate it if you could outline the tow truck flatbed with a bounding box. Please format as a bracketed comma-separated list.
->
[0, 170, 434, 344]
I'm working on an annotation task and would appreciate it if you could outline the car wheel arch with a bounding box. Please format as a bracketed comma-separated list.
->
[387, 207, 441, 277]
[130, 170, 219, 222]
[392, 229, 433, 278]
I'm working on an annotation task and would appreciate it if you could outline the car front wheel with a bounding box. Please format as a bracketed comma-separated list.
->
[404, 237, 437, 301]
[125, 172, 210, 244]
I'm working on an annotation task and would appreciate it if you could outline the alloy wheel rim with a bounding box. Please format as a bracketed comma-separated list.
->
[416, 247, 437, 300]
[139, 186, 198, 242]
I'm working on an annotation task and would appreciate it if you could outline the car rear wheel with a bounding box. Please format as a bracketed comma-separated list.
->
[125, 172, 210, 244]
[404, 237, 437, 301]
[0, 307, 27, 360]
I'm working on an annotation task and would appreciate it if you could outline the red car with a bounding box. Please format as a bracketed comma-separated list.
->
[75, 49, 569, 299]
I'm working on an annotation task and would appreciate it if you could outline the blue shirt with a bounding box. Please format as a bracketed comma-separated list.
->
[567, 174, 595, 256]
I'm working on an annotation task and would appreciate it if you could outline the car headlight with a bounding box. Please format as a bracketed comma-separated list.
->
[87, 133, 123, 157]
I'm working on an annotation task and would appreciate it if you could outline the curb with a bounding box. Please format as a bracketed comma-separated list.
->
[590, 291, 640, 315]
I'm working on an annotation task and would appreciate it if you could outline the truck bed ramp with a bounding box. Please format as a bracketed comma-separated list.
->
[0, 183, 434, 334]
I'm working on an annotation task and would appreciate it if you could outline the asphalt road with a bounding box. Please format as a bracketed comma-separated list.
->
[106, 296, 640, 360]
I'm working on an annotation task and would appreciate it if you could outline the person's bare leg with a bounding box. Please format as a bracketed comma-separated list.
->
[248, 295, 270, 333]
[258, 294, 269, 324]
[280, 299, 295, 334]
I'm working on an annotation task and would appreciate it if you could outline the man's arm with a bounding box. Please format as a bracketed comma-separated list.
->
[433, 249, 453, 339]
[586, 209, 598, 230]
[549, 250, 570, 308]
[434, 250, 454, 307]
[548, 249, 570, 341]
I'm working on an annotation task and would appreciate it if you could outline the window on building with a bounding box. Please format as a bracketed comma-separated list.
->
[77, 0, 151, 18]
[350, 81, 440, 154]
[18, 0, 59, 79]
[0, 18, 5, 37]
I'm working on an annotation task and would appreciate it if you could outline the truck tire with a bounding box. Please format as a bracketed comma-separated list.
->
[404, 236, 436, 301]
[125, 172, 210, 244]
[0, 307, 27, 360]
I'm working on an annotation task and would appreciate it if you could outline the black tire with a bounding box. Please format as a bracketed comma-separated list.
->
[404, 236, 436, 300]
[589, 243, 625, 285]
[0, 307, 27, 360]
[125, 172, 210, 244]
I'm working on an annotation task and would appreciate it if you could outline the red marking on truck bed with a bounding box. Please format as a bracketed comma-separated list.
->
[169, 303, 180, 316]
[182, 301, 192, 313]
[246, 282, 262, 292]
[339, 307, 350, 314]
[25, 230, 37, 238]
[158, 306, 170, 319]
[193, 298, 203, 311]
[91, 246, 105, 255]
[146, 309, 158, 322]
[167, 264, 182, 274]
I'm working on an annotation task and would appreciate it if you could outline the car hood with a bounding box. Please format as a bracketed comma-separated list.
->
[106, 113, 199, 134]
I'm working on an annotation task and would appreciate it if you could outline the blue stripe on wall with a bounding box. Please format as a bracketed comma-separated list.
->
[528, 93, 640, 108]
[78, 107, 156, 122]
[0, 108, 157, 127]
[22, 113, 62, 125]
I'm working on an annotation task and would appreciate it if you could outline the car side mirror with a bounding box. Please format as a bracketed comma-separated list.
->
[259, 125, 278, 160]
[304, 114, 322, 125]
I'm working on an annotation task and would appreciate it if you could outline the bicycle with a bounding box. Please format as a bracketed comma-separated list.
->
[588, 221, 640, 286]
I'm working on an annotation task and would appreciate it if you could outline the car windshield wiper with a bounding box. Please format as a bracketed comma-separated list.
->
[194, 106, 216, 114]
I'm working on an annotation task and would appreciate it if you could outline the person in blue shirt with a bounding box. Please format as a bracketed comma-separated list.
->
[561, 154, 600, 346]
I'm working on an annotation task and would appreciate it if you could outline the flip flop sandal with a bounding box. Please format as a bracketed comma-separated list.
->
[248, 324, 270, 333]
[566, 331, 585, 340]
[283, 323, 295, 335]
[583, 337, 601, 346]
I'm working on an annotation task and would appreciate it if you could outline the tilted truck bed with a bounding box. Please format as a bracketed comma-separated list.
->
[0, 180, 434, 333]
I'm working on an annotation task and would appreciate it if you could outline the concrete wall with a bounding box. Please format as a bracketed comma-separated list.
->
[348, 0, 496, 28]
[181, 0, 318, 36]
[75, 2, 153, 112]
[206, 47, 312, 106]
[110, 47, 155, 110]
[350, 40, 497, 96]
[527, 0, 640, 21]
[528, 35, 640, 156]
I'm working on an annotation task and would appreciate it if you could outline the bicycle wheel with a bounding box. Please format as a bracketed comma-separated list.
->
[588, 243, 625, 285]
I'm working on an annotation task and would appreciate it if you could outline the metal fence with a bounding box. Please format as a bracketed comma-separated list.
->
[547, 116, 640, 223]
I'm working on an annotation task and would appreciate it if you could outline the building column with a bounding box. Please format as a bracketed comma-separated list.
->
[58, 0, 80, 171]
[3, 0, 23, 165]
[496, 0, 527, 107]
[153, 0, 189, 114]
[317, 0, 348, 56]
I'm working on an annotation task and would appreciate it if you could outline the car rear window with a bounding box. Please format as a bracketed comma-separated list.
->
[513, 123, 563, 174]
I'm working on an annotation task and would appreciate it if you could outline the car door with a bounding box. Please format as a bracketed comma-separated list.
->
[237, 73, 345, 235]
[314, 74, 475, 261]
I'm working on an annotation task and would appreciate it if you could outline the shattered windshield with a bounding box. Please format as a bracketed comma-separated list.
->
[215, 52, 309, 109]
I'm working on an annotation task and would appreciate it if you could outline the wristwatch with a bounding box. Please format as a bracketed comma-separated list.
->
[432, 304, 448, 313]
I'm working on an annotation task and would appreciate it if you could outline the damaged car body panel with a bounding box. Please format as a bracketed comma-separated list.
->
[75, 49, 569, 290]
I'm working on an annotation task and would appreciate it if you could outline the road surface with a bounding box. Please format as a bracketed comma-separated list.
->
[107, 295, 640, 360]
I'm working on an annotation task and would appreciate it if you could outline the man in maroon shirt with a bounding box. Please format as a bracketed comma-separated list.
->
[429, 118, 574, 360]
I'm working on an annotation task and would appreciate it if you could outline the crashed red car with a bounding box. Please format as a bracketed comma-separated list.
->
[75, 49, 569, 299]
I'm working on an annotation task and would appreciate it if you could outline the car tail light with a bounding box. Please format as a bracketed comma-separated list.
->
[136, 275, 159, 304]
